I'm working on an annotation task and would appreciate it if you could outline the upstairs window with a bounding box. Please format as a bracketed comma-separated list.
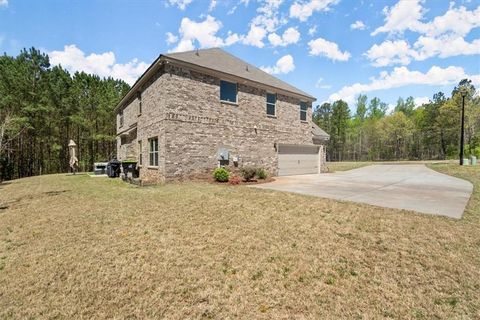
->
[137, 91, 142, 115]
[220, 80, 237, 103]
[266, 93, 276, 116]
[300, 102, 307, 121]
[119, 110, 124, 127]
[149, 137, 158, 167]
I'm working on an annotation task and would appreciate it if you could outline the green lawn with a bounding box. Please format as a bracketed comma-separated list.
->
[0, 164, 479, 319]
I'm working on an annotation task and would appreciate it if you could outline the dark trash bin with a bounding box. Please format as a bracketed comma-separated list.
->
[107, 158, 121, 178]
[121, 160, 139, 179]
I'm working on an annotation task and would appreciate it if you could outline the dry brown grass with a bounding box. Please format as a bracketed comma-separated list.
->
[326, 160, 454, 172]
[0, 164, 479, 319]
[326, 161, 372, 172]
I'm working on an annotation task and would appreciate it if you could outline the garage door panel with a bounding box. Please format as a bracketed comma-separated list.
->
[279, 167, 317, 176]
[278, 145, 318, 154]
[278, 157, 318, 168]
[278, 145, 319, 176]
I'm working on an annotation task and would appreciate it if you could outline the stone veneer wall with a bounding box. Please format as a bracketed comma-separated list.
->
[320, 145, 327, 173]
[161, 64, 314, 180]
[135, 67, 168, 183]
[116, 67, 168, 182]
[116, 92, 138, 161]
[117, 62, 325, 183]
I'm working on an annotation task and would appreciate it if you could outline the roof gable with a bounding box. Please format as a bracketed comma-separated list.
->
[312, 123, 330, 140]
[115, 48, 316, 111]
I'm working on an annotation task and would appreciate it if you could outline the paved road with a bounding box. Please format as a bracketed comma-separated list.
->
[255, 165, 473, 219]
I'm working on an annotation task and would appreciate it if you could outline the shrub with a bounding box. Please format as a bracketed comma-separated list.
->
[241, 167, 257, 182]
[474, 147, 480, 158]
[213, 167, 229, 182]
[256, 168, 267, 179]
[228, 175, 241, 185]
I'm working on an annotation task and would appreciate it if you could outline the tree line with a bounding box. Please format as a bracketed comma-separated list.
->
[1, 48, 478, 181]
[0, 48, 130, 181]
[314, 79, 479, 162]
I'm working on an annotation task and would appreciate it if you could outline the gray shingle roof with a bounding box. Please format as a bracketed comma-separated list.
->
[312, 123, 330, 140]
[164, 48, 315, 100]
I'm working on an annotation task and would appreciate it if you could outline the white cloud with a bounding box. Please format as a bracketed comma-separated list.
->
[315, 77, 331, 89]
[308, 25, 317, 36]
[243, 0, 286, 48]
[243, 25, 267, 47]
[350, 20, 366, 30]
[365, 40, 414, 67]
[268, 27, 300, 47]
[49, 45, 148, 85]
[308, 37, 350, 61]
[422, 5, 480, 37]
[414, 96, 430, 106]
[0, 0, 7, 7]
[367, 4, 480, 66]
[260, 54, 295, 74]
[366, 35, 480, 67]
[177, 15, 223, 47]
[170, 15, 241, 52]
[228, 0, 251, 15]
[172, 39, 195, 52]
[252, 0, 284, 32]
[227, 5, 237, 15]
[414, 34, 480, 59]
[282, 27, 300, 44]
[267, 33, 283, 46]
[208, 0, 217, 11]
[167, 0, 193, 10]
[372, 1, 480, 37]
[371, 0, 426, 36]
[165, 32, 178, 45]
[290, 0, 339, 21]
[224, 31, 242, 46]
[329, 65, 479, 104]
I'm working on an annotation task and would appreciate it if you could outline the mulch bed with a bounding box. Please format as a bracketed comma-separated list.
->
[189, 173, 275, 185]
[217, 176, 275, 186]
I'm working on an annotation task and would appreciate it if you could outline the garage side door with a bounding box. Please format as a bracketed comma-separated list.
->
[278, 145, 319, 176]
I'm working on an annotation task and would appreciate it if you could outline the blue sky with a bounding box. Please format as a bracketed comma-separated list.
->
[0, 0, 479, 110]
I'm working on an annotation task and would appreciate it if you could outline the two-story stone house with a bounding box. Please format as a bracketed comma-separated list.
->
[116, 48, 329, 183]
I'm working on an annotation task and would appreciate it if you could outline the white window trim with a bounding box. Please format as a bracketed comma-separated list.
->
[148, 137, 159, 167]
[219, 79, 238, 104]
[300, 102, 308, 122]
[266, 92, 276, 117]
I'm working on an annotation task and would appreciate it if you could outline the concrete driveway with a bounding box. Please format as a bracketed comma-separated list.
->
[255, 165, 473, 219]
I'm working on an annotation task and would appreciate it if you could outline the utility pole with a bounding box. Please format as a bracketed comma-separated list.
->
[459, 92, 466, 165]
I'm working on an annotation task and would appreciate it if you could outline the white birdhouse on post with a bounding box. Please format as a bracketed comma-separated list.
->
[68, 139, 79, 174]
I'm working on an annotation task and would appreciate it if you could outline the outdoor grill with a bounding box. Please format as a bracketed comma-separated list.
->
[93, 162, 108, 175]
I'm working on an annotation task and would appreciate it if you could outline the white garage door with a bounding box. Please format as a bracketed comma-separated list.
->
[278, 145, 319, 176]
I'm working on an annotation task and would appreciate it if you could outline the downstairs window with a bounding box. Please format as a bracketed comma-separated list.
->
[149, 137, 158, 167]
